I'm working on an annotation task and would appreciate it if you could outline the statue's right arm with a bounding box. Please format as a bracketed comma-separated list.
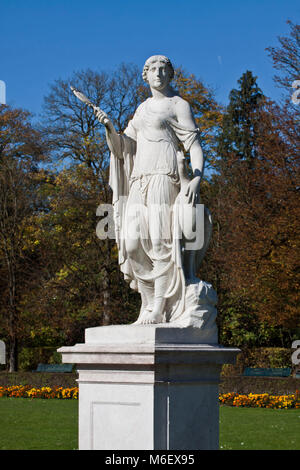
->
[94, 107, 123, 159]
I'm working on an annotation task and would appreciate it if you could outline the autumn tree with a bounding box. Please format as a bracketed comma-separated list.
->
[37, 65, 147, 331]
[203, 63, 300, 347]
[250, 101, 300, 333]
[0, 105, 48, 370]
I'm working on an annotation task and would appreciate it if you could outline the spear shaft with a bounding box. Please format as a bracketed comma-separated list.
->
[70, 86, 109, 124]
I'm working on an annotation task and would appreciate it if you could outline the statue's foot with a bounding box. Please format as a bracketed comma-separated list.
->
[140, 309, 164, 325]
[133, 308, 153, 325]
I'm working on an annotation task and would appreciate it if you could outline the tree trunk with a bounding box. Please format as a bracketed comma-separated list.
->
[7, 257, 18, 372]
[9, 335, 18, 372]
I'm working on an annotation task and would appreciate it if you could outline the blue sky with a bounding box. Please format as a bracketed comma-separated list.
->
[1, 0, 299, 118]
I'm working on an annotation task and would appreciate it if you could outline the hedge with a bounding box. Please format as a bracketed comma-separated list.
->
[220, 376, 300, 395]
[221, 347, 294, 376]
[0, 372, 77, 389]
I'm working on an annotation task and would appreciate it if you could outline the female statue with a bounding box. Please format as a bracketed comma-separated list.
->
[94, 55, 213, 327]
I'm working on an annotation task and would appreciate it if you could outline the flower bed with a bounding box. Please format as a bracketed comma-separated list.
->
[1, 386, 299, 409]
[219, 391, 300, 409]
[0, 385, 78, 400]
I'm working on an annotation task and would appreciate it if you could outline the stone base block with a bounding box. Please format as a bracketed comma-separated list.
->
[58, 325, 240, 450]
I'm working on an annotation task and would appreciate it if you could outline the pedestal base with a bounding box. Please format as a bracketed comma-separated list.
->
[58, 325, 240, 450]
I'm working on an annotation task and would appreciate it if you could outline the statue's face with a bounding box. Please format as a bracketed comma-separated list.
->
[146, 60, 171, 90]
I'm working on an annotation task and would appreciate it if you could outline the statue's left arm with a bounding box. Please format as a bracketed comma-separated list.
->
[175, 99, 204, 205]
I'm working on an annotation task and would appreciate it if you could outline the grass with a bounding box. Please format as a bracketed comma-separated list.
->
[0, 397, 78, 450]
[0, 398, 299, 450]
[219, 406, 300, 450]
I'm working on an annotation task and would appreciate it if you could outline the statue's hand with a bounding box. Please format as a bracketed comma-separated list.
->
[185, 176, 201, 206]
[94, 107, 110, 127]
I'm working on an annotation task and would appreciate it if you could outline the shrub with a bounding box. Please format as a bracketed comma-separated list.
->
[0, 371, 77, 388]
[221, 347, 293, 376]
[18, 347, 62, 371]
[220, 376, 300, 395]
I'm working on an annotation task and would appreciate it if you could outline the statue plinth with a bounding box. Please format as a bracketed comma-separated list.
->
[58, 325, 240, 450]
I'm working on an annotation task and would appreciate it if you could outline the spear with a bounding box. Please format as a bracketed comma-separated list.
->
[70, 86, 109, 124]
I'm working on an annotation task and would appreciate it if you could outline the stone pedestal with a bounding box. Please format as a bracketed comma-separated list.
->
[58, 325, 240, 450]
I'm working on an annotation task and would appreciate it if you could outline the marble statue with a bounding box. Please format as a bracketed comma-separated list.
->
[72, 55, 217, 336]
[59, 57, 240, 452]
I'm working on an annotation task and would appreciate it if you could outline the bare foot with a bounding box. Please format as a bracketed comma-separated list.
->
[141, 309, 164, 324]
[133, 308, 153, 325]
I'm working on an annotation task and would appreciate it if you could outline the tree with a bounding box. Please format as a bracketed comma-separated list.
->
[216, 70, 264, 168]
[266, 20, 300, 94]
[41, 65, 146, 174]
[202, 67, 300, 347]
[39, 65, 147, 329]
[246, 101, 300, 334]
[199, 71, 264, 346]
[0, 105, 48, 370]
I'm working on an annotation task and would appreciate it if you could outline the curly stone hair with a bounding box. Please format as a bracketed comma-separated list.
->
[142, 55, 174, 84]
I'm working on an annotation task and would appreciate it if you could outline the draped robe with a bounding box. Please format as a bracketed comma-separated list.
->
[109, 99, 201, 322]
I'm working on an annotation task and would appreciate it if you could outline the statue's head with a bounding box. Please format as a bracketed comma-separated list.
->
[142, 55, 174, 88]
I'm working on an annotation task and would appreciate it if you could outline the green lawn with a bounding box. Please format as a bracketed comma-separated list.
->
[0, 397, 78, 450]
[220, 406, 300, 450]
[0, 398, 299, 450]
